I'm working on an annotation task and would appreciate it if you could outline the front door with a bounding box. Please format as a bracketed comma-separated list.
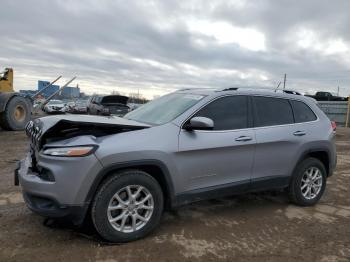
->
[177, 95, 256, 192]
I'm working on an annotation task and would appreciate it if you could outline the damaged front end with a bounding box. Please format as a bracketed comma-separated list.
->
[15, 115, 150, 222]
[24, 115, 150, 174]
[16, 114, 150, 224]
[26, 115, 150, 150]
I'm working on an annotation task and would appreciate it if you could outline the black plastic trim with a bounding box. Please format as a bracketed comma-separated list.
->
[23, 193, 88, 225]
[174, 176, 291, 207]
[84, 159, 176, 208]
[174, 179, 249, 206]
[296, 147, 333, 176]
[249, 176, 290, 192]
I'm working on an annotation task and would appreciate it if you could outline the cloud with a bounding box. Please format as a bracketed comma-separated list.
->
[0, 0, 350, 98]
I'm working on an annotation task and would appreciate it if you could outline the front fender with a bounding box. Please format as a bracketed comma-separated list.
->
[83, 159, 176, 208]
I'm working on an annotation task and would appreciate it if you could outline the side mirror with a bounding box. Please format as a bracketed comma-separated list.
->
[184, 117, 214, 131]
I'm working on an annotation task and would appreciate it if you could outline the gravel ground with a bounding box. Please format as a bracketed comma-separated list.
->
[0, 128, 349, 262]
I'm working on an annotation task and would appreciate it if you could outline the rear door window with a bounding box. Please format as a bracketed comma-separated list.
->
[253, 96, 294, 127]
[291, 100, 317, 123]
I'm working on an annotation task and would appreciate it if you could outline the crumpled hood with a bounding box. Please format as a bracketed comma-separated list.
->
[26, 115, 150, 149]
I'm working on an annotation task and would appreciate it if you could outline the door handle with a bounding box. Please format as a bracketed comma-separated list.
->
[235, 136, 252, 142]
[293, 131, 306, 136]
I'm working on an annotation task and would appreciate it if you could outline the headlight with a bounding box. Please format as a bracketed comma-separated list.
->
[42, 146, 96, 157]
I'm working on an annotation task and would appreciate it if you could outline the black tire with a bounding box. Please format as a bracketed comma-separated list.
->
[288, 157, 327, 206]
[91, 170, 164, 243]
[0, 96, 31, 130]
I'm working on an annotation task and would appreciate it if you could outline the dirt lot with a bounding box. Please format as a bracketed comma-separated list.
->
[0, 128, 349, 262]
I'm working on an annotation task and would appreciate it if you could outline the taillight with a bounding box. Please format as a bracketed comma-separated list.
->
[331, 121, 337, 131]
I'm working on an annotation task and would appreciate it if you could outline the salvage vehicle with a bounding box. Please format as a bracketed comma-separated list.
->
[15, 87, 337, 243]
[43, 100, 66, 114]
[87, 95, 130, 116]
[69, 100, 88, 114]
[63, 101, 75, 112]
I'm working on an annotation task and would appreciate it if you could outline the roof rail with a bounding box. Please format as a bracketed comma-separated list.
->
[219, 87, 239, 92]
[178, 88, 194, 91]
[219, 86, 302, 95]
[275, 89, 302, 95]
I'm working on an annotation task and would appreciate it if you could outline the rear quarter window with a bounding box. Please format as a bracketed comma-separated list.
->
[290, 100, 317, 123]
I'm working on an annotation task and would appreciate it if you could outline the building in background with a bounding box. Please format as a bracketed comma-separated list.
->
[18, 81, 83, 100]
[60, 85, 80, 99]
[38, 80, 59, 98]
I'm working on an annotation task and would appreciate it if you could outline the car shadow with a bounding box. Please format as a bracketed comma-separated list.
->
[42, 190, 288, 245]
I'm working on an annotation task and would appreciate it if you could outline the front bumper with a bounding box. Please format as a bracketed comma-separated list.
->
[22, 192, 88, 225]
[15, 152, 103, 225]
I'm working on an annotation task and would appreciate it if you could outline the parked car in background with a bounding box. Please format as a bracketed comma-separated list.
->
[17, 88, 336, 243]
[87, 95, 130, 116]
[65, 100, 88, 114]
[305, 91, 348, 101]
[73, 100, 88, 114]
[43, 99, 65, 114]
[63, 101, 75, 113]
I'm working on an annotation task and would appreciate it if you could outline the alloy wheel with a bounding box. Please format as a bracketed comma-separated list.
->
[301, 167, 323, 200]
[107, 185, 154, 233]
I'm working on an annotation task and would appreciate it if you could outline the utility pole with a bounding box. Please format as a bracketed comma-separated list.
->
[346, 96, 350, 128]
[283, 73, 287, 90]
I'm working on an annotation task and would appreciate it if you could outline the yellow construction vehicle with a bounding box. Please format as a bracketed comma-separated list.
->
[0, 68, 32, 130]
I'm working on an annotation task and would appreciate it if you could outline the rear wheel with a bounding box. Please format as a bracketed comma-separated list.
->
[0, 96, 31, 130]
[91, 170, 164, 243]
[288, 158, 327, 206]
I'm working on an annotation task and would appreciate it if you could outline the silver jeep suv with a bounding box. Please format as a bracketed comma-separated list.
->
[15, 87, 337, 242]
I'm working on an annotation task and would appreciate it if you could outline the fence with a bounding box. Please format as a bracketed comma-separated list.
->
[318, 101, 350, 127]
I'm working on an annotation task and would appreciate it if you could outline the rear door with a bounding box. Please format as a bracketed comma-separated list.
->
[251, 96, 302, 188]
[177, 95, 256, 192]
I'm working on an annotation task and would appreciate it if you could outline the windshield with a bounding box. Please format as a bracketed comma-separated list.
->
[124, 93, 204, 125]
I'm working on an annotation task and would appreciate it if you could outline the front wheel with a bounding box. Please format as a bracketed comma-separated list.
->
[91, 170, 164, 243]
[288, 158, 327, 206]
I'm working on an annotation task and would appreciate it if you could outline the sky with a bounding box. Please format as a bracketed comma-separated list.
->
[1, 0, 350, 99]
